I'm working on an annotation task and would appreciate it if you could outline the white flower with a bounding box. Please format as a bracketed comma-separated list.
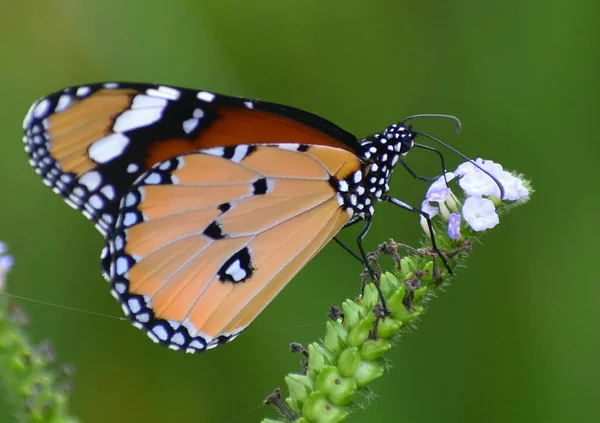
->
[459, 170, 502, 198]
[462, 197, 500, 231]
[456, 159, 529, 201]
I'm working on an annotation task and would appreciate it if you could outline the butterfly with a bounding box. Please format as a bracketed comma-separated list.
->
[23, 82, 456, 353]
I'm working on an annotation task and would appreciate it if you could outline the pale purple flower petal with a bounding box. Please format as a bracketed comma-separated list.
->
[448, 213, 461, 239]
[455, 161, 478, 176]
[421, 200, 439, 218]
[493, 171, 530, 201]
[462, 197, 500, 231]
[425, 172, 455, 202]
[0, 255, 13, 272]
[0, 242, 13, 291]
[477, 159, 504, 176]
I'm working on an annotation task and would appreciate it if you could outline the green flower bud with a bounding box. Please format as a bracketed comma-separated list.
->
[340, 300, 364, 328]
[399, 256, 417, 275]
[347, 315, 374, 346]
[360, 339, 392, 360]
[302, 392, 349, 423]
[308, 343, 334, 372]
[314, 366, 357, 406]
[353, 360, 385, 387]
[337, 347, 361, 377]
[413, 286, 429, 303]
[324, 321, 348, 353]
[386, 286, 408, 318]
[376, 317, 402, 339]
[361, 283, 379, 309]
[421, 262, 434, 284]
[379, 272, 400, 296]
[285, 374, 313, 411]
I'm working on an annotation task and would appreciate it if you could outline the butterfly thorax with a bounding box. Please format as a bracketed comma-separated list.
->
[335, 123, 416, 219]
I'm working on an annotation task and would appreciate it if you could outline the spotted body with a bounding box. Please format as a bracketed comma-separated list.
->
[23, 82, 416, 352]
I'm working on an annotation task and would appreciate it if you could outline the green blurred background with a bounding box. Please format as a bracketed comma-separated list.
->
[1, 1, 599, 422]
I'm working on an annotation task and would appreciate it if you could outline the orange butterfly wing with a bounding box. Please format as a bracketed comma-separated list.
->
[23, 83, 360, 235]
[107, 145, 358, 352]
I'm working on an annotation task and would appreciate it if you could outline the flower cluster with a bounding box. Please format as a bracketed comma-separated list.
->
[420, 159, 530, 239]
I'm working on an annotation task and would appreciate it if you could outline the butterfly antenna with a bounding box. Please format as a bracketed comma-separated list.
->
[412, 130, 506, 199]
[401, 114, 462, 134]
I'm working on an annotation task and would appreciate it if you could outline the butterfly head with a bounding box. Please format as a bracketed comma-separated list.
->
[361, 122, 416, 188]
[335, 124, 416, 220]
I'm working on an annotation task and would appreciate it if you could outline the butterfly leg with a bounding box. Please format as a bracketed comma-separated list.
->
[399, 143, 448, 182]
[333, 236, 366, 266]
[356, 218, 391, 314]
[383, 195, 453, 275]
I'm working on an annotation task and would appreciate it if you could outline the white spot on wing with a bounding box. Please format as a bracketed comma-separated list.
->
[79, 171, 102, 191]
[100, 184, 116, 200]
[114, 282, 127, 294]
[231, 145, 249, 163]
[72, 186, 86, 198]
[225, 259, 247, 282]
[88, 194, 104, 209]
[33, 99, 50, 119]
[131, 94, 168, 109]
[76, 86, 91, 97]
[172, 333, 185, 345]
[55, 95, 73, 112]
[146, 86, 181, 100]
[158, 161, 173, 171]
[182, 118, 199, 134]
[202, 147, 225, 157]
[113, 108, 163, 132]
[123, 212, 138, 227]
[189, 339, 206, 349]
[115, 256, 129, 275]
[277, 143, 301, 151]
[152, 325, 169, 341]
[144, 172, 161, 184]
[89, 133, 130, 163]
[23, 101, 37, 128]
[197, 91, 215, 102]
[126, 163, 139, 173]
[128, 298, 142, 314]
